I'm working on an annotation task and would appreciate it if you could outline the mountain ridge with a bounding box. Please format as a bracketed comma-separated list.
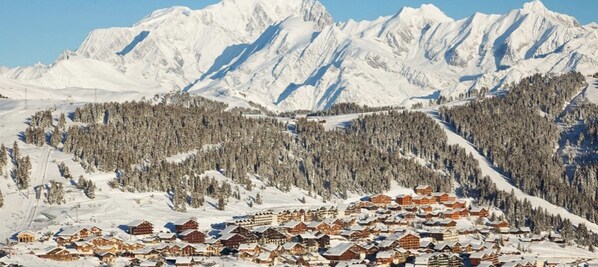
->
[1, 0, 597, 111]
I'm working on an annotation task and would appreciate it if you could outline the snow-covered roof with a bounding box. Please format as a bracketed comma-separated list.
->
[282, 220, 303, 228]
[157, 232, 176, 239]
[127, 220, 150, 227]
[324, 243, 354, 256]
[173, 217, 197, 225]
[238, 243, 259, 250]
[282, 242, 302, 250]
[179, 229, 201, 236]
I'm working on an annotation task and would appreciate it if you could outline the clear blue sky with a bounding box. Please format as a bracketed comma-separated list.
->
[0, 0, 595, 68]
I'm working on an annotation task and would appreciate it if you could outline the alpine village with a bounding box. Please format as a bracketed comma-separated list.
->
[4, 184, 579, 267]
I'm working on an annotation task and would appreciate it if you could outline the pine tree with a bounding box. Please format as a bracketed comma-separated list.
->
[0, 189, 4, 208]
[12, 141, 19, 161]
[77, 175, 86, 190]
[47, 181, 65, 205]
[0, 144, 7, 174]
[217, 195, 226, 211]
[85, 181, 95, 199]
[58, 113, 66, 129]
[50, 126, 61, 147]
[190, 190, 204, 208]
[172, 188, 187, 212]
[255, 193, 262, 205]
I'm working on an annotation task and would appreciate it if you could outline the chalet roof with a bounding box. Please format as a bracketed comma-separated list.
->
[415, 185, 431, 189]
[470, 206, 488, 212]
[378, 239, 395, 248]
[238, 243, 259, 250]
[173, 217, 197, 226]
[306, 221, 324, 228]
[323, 218, 339, 225]
[282, 220, 303, 228]
[127, 220, 151, 227]
[178, 229, 201, 237]
[56, 226, 86, 236]
[218, 233, 240, 241]
[420, 240, 433, 248]
[282, 242, 302, 250]
[18, 230, 36, 237]
[297, 232, 317, 239]
[157, 232, 176, 239]
[257, 252, 273, 261]
[377, 250, 395, 259]
[260, 243, 280, 252]
[348, 225, 367, 231]
[323, 242, 354, 256]
[193, 244, 209, 252]
[220, 225, 239, 236]
[470, 250, 494, 259]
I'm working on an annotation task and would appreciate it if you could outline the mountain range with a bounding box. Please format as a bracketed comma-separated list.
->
[1, 0, 597, 110]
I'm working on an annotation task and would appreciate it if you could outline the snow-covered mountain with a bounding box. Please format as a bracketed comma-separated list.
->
[1, 0, 597, 110]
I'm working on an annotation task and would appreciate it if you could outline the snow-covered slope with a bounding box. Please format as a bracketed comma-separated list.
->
[2, 0, 598, 110]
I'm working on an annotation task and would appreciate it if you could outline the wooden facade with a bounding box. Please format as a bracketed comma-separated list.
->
[174, 218, 199, 233]
[127, 220, 154, 235]
[398, 233, 420, 250]
[178, 229, 206, 244]
[396, 195, 413, 206]
[415, 185, 433, 196]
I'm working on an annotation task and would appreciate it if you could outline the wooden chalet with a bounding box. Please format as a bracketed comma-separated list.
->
[221, 225, 258, 243]
[282, 220, 307, 235]
[219, 233, 245, 248]
[173, 218, 199, 233]
[127, 220, 154, 235]
[414, 185, 433, 196]
[469, 250, 499, 266]
[238, 243, 260, 255]
[323, 243, 360, 263]
[55, 226, 102, 244]
[370, 194, 393, 206]
[306, 221, 329, 233]
[470, 207, 490, 217]
[17, 231, 36, 243]
[178, 229, 205, 244]
[488, 220, 510, 233]
[432, 192, 456, 203]
[442, 210, 460, 220]
[36, 247, 78, 261]
[282, 242, 307, 255]
[157, 232, 177, 242]
[412, 196, 429, 205]
[396, 194, 413, 206]
[253, 226, 288, 245]
[397, 232, 420, 250]
[97, 251, 117, 264]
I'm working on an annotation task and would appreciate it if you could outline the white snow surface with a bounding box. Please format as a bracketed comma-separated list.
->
[1, 0, 598, 111]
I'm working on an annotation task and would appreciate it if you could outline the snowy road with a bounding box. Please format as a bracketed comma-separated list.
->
[20, 147, 52, 231]
[424, 110, 598, 233]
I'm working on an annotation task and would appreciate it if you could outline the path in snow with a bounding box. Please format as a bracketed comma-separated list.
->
[20, 147, 52, 231]
[424, 109, 598, 233]
[585, 77, 598, 105]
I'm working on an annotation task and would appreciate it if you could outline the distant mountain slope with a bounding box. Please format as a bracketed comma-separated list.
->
[1, 0, 597, 110]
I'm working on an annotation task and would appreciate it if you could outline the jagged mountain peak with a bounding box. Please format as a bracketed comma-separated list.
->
[522, 0, 547, 13]
[395, 4, 452, 23]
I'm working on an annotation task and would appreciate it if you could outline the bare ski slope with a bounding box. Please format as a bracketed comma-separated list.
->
[425, 109, 598, 233]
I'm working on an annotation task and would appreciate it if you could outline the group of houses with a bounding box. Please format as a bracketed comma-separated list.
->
[5, 185, 574, 266]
